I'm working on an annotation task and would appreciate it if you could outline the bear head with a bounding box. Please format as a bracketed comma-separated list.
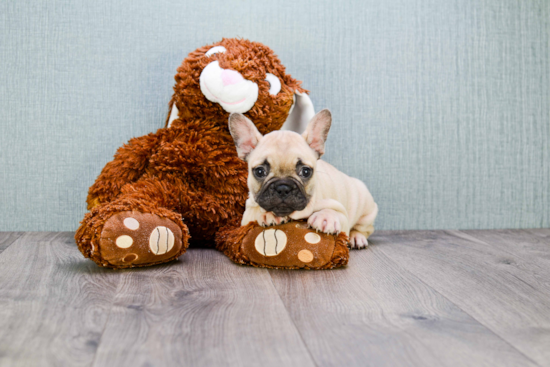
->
[167, 38, 314, 135]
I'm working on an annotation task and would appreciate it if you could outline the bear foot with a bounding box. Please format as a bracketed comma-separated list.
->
[217, 221, 349, 270]
[96, 211, 187, 268]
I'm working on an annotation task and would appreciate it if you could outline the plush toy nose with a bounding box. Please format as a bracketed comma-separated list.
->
[221, 69, 244, 86]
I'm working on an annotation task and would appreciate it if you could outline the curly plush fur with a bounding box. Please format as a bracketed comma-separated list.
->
[75, 39, 307, 266]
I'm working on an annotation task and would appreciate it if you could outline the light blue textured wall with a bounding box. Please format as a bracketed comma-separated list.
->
[1, 0, 548, 231]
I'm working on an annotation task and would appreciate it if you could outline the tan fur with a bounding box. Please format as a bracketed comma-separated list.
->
[232, 110, 378, 249]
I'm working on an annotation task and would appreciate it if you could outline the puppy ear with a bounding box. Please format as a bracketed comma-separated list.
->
[302, 109, 332, 157]
[228, 113, 263, 160]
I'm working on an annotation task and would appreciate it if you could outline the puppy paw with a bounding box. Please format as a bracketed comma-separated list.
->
[260, 212, 288, 227]
[308, 209, 342, 234]
[349, 232, 369, 249]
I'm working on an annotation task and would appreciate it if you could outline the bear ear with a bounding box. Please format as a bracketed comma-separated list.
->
[280, 91, 315, 134]
[165, 100, 179, 128]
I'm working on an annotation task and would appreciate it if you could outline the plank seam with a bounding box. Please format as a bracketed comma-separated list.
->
[0, 232, 25, 255]
[88, 262, 122, 367]
[89, 296, 116, 367]
[267, 270, 319, 367]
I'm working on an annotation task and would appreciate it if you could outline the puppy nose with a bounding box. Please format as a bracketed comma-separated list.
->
[275, 184, 292, 197]
[221, 69, 243, 86]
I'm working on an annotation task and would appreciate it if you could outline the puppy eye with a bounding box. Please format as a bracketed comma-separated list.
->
[265, 73, 281, 95]
[298, 166, 313, 178]
[253, 166, 268, 179]
[205, 46, 227, 57]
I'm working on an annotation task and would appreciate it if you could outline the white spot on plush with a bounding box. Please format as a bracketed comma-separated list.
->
[123, 217, 139, 230]
[149, 226, 175, 255]
[205, 46, 226, 57]
[265, 73, 281, 95]
[254, 229, 287, 256]
[200, 61, 258, 113]
[116, 235, 133, 248]
[304, 232, 321, 244]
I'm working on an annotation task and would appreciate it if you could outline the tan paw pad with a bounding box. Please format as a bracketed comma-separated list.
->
[298, 249, 314, 263]
[122, 253, 138, 262]
[149, 226, 175, 255]
[304, 232, 321, 244]
[123, 217, 140, 230]
[254, 229, 287, 256]
[116, 235, 133, 248]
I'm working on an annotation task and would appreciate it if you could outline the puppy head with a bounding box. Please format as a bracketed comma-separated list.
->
[229, 109, 332, 217]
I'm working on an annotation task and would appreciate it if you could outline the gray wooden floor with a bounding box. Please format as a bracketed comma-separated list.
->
[0, 230, 549, 367]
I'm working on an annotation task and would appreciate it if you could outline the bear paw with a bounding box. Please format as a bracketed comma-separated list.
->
[236, 221, 349, 269]
[98, 211, 186, 268]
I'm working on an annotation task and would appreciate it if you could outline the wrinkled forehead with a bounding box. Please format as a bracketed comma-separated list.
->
[248, 132, 317, 170]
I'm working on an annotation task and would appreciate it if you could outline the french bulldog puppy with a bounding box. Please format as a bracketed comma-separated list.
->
[228, 109, 378, 249]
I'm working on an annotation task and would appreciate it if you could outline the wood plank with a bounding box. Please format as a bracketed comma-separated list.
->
[0, 232, 24, 254]
[453, 229, 550, 294]
[92, 249, 315, 367]
[525, 228, 550, 238]
[0, 232, 120, 367]
[268, 246, 536, 367]
[374, 230, 550, 366]
[459, 228, 550, 268]
[3, 230, 547, 366]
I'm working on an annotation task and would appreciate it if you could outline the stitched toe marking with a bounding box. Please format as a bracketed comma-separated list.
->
[298, 249, 314, 263]
[254, 229, 287, 256]
[304, 232, 321, 244]
[122, 253, 138, 262]
[149, 226, 175, 255]
[123, 217, 140, 230]
[116, 235, 133, 248]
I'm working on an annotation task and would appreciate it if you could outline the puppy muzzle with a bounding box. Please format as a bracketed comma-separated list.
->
[256, 177, 309, 217]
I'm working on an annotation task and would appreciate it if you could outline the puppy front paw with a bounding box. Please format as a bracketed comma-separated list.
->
[349, 231, 369, 249]
[260, 212, 288, 227]
[308, 209, 342, 234]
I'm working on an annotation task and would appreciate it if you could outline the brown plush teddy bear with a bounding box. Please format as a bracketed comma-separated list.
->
[75, 38, 349, 269]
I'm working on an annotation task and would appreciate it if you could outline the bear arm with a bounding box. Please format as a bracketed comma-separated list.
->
[86, 132, 161, 209]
